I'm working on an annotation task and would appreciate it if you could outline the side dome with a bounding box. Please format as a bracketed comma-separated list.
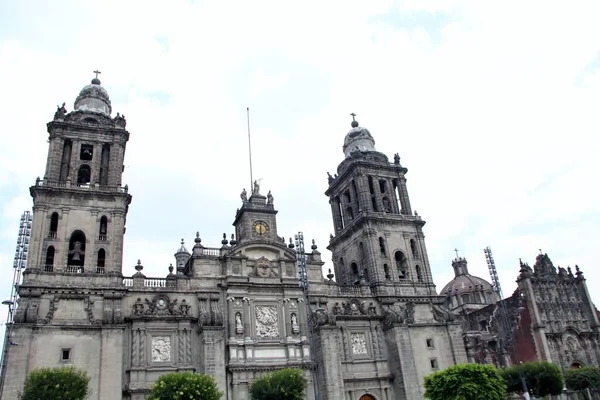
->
[343, 118, 376, 158]
[441, 257, 499, 311]
[74, 77, 112, 116]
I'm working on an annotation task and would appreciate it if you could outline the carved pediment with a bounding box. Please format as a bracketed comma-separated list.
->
[131, 295, 191, 318]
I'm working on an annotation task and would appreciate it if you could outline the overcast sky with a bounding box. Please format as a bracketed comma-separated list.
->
[0, 0, 599, 330]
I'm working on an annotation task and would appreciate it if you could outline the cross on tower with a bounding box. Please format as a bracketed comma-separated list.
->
[350, 112, 357, 122]
[454, 248, 459, 258]
[93, 70, 102, 79]
[539, 248, 543, 254]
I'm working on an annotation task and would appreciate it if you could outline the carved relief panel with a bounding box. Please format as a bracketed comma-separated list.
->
[151, 336, 171, 362]
[255, 305, 279, 338]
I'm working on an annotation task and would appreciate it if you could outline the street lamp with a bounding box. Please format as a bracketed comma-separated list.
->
[0, 299, 15, 396]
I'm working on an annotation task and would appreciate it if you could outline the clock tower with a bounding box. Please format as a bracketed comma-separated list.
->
[233, 183, 281, 244]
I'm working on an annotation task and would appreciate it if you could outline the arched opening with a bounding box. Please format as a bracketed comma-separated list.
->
[383, 264, 390, 280]
[99, 144, 110, 186]
[395, 251, 408, 279]
[351, 262, 359, 285]
[368, 176, 378, 211]
[49, 212, 59, 238]
[415, 264, 423, 282]
[570, 362, 582, 369]
[77, 164, 91, 185]
[59, 139, 72, 182]
[410, 239, 419, 258]
[83, 117, 98, 124]
[99, 216, 108, 240]
[359, 395, 377, 400]
[379, 237, 386, 256]
[461, 293, 471, 304]
[45, 246, 55, 272]
[97, 249, 106, 273]
[68, 230, 86, 272]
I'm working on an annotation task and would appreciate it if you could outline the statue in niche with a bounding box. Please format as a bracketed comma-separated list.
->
[267, 190, 274, 204]
[235, 312, 243, 334]
[291, 313, 300, 334]
[394, 153, 400, 164]
[382, 197, 392, 212]
[240, 188, 247, 203]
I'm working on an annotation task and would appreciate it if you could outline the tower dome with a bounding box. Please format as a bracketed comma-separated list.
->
[74, 74, 112, 116]
[440, 256, 499, 312]
[343, 114, 376, 158]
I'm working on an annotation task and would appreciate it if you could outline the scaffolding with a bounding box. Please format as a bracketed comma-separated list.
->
[294, 232, 308, 293]
[484, 246, 503, 299]
[0, 211, 32, 393]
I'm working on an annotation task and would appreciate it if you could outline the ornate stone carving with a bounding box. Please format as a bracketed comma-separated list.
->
[351, 333, 368, 355]
[38, 296, 59, 324]
[405, 302, 415, 324]
[54, 103, 67, 120]
[151, 336, 171, 362]
[309, 308, 336, 328]
[132, 296, 190, 317]
[254, 257, 278, 278]
[255, 305, 279, 338]
[235, 312, 244, 335]
[84, 297, 102, 325]
[432, 304, 455, 323]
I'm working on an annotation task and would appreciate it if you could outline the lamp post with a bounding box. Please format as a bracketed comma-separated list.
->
[0, 299, 15, 396]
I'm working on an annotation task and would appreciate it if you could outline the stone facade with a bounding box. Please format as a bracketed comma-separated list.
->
[1, 79, 467, 400]
[447, 253, 600, 372]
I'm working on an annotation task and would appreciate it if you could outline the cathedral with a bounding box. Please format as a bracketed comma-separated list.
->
[1, 75, 598, 400]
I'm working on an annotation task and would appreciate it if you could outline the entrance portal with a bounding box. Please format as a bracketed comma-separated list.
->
[359, 395, 376, 400]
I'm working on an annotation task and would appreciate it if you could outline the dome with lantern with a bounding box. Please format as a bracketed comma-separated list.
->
[73, 75, 112, 116]
[342, 115, 376, 158]
[441, 256, 500, 312]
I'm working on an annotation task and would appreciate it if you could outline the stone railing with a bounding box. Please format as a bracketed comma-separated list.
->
[123, 278, 133, 287]
[43, 265, 107, 274]
[34, 178, 129, 194]
[197, 247, 220, 257]
[121, 277, 177, 288]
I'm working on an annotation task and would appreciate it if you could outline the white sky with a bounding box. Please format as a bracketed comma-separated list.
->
[0, 0, 599, 331]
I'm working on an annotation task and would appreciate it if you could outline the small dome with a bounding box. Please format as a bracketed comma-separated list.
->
[175, 239, 189, 254]
[343, 125, 376, 158]
[74, 78, 112, 116]
[441, 274, 494, 298]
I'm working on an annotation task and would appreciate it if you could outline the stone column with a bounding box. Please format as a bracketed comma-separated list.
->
[330, 199, 342, 232]
[283, 299, 292, 338]
[297, 298, 308, 339]
[398, 177, 413, 216]
[227, 297, 236, 339]
[243, 297, 252, 340]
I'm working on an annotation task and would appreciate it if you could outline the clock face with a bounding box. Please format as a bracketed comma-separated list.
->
[253, 221, 269, 236]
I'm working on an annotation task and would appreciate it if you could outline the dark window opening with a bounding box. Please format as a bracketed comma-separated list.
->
[80, 144, 93, 161]
[83, 117, 98, 124]
[383, 264, 390, 280]
[45, 246, 55, 271]
[49, 212, 59, 238]
[416, 264, 423, 283]
[68, 230, 86, 270]
[363, 268, 368, 282]
[368, 176, 375, 194]
[351, 181, 359, 205]
[343, 189, 351, 204]
[336, 197, 345, 229]
[410, 239, 419, 258]
[379, 237, 386, 256]
[426, 339, 434, 349]
[351, 262, 359, 285]
[77, 165, 91, 185]
[346, 206, 354, 220]
[430, 358, 438, 370]
[99, 216, 108, 239]
[395, 251, 408, 279]
[97, 249, 106, 273]
[359, 242, 365, 261]
[379, 179, 387, 193]
[479, 320, 488, 331]
[382, 196, 392, 212]
[61, 348, 71, 362]
[59, 140, 72, 182]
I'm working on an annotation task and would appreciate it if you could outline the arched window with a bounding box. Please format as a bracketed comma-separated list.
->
[45, 246, 55, 272]
[77, 164, 91, 185]
[395, 251, 408, 279]
[68, 230, 86, 272]
[379, 237, 386, 256]
[59, 140, 72, 182]
[49, 212, 59, 238]
[351, 262, 359, 285]
[99, 216, 108, 240]
[485, 292, 493, 304]
[97, 249, 106, 273]
[415, 264, 423, 282]
[461, 293, 471, 304]
[410, 239, 419, 258]
[99, 144, 110, 186]
[359, 395, 377, 400]
[383, 264, 390, 280]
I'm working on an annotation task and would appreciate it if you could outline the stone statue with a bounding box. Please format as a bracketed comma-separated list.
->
[54, 102, 67, 120]
[327, 172, 334, 184]
[267, 190, 273, 204]
[114, 112, 127, 128]
[240, 188, 247, 202]
[291, 313, 300, 334]
[394, 153, 400, 164]
[382, 197, 391, 212]
[253, 180, 260, 195]
[235, 312, 243, 334]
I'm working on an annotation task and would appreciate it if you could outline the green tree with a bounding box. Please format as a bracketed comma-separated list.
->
[19, 366, 91, 400]
[147, 371, 222, 400]
[500, 361, 564, 398]
[564, 366, 600, 394]
[423, 363, 506, 400]
[249, 368, 307, 400]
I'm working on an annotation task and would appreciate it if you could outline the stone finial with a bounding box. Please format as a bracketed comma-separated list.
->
[135, 260, 143, 272]
[168, 263, 174, 274]
[195, 232, 201, 244]
[221, 233, 228, 245]
[327, 269, 334, 281]
[311, 239, 318, 251]
[288, 238, 295, 249]
[229, 233, 237, 246]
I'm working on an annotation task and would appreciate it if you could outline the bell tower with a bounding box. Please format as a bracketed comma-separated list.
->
[326, 115, 435, 295]
[26, 72, 132, 279]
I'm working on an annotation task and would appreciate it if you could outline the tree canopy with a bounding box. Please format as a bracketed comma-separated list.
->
[19, 366, 91, 400]
[423, 363, 506, 400]
[146, 371, 222, 400]
[249, 368, 307, 400]
[564, 366, 600, 393]
[500, 361, 564, 397]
